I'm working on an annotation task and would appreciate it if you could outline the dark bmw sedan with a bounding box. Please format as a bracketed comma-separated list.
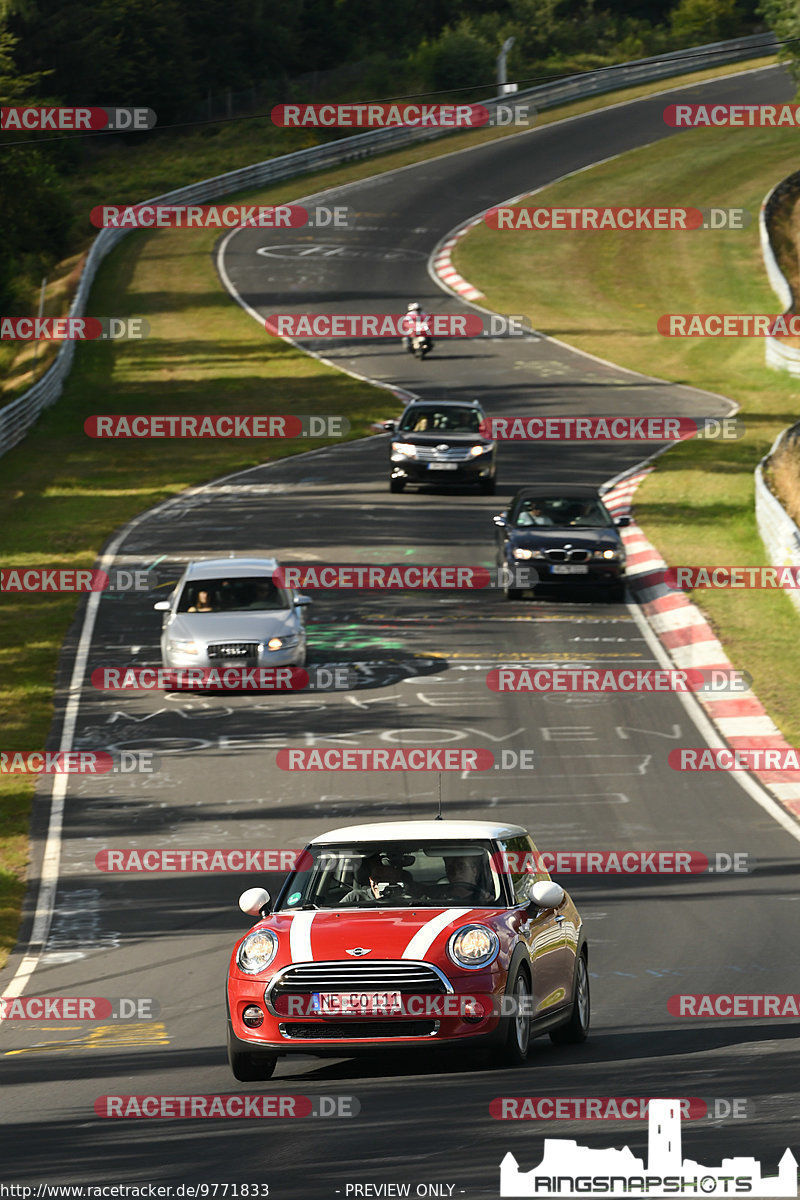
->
[385, 399, 496, 494]
[493, 485, 629, 601]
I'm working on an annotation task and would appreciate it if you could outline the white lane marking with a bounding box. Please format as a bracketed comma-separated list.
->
[289, 911, 316, 962]
[402, 909, 472, 959]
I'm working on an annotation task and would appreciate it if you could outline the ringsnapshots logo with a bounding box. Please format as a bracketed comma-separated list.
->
[271, 102, 533, 128]
[1, 106, 156, 131]
[1, 317, 148, 340]
[83, 415, 348, 438]
[499, 1098, 797, 1197]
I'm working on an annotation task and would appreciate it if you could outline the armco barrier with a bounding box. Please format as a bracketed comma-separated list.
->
[0, 32, 778, 460]
[761, 170, 800, 374]
[755, 425, 800, 617]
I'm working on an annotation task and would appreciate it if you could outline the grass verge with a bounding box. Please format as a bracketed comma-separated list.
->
[453, 121, 800, 745]
[0, 53, 782, 970]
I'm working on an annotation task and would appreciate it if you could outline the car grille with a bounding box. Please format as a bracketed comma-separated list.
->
[278, 1020, 439, 1039]
[545, 548, 591, 563]
[268, 961, 450, 1002]
[414, 446, 475, 462]
[207, 642, 260, 659]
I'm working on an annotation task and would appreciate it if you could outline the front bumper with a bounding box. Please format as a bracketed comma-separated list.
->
[391, 455, 494, 485]
[506, 557, 625, 588]
[163, 641, 305, 670]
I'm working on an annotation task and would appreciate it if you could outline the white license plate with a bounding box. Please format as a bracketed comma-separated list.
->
[312, 991, 403, 1016]
[551, 564, 589, 575]
[428, 462, 458, 471]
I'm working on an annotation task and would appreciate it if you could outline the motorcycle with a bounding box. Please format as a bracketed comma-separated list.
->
[410, 333, 433, 359]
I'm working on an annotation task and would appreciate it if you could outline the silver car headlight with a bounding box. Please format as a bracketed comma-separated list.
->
[447, 925, 500, 970]
[392, 442, 417, 457]
[167, 639, 198, 654]
[266, 635, 298, 651]
[237, 930, 279, 974]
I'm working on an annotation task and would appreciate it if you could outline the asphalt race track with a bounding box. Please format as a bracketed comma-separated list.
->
[1, 65, 799, 1198]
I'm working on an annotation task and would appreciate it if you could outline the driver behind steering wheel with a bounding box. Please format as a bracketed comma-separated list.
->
[441, 853, 488, 903]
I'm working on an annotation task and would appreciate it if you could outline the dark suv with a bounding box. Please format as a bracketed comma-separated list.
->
[384, 399, 496, 494]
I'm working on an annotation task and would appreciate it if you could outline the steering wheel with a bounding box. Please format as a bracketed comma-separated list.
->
[430, 876, 484, 901]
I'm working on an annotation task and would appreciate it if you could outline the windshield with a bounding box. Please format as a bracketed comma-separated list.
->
[512, 496, 613, 529]
[277, 841, 505, 910]
[177, 576, 291, 613]
[398, 408, 482, 434]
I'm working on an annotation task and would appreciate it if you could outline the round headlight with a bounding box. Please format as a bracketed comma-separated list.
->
[237, 929, 278, 974]
[512, 547, 533, 560]
[447, 925, 500, 969]
[469, 444, 487, 457]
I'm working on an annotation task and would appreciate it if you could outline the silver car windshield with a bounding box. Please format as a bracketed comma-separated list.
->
[177, 577, 291, 613]
[277, 842, 505, 910]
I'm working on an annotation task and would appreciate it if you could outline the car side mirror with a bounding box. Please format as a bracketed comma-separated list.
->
[383, 420, 397, 432]
[493, 514, 507, 528]
[239, 888, 271, 917]
[615, 516, 631, 527]
[294, 594, 312, 607]
[153, 600, 171, 611]
[527, 880, 565, 914]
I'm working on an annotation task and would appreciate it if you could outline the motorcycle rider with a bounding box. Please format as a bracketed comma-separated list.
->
[401, 302, 433, 355]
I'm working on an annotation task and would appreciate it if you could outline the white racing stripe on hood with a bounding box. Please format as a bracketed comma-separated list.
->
[289, 911, 315, 961]
[402, 908, 474, 959]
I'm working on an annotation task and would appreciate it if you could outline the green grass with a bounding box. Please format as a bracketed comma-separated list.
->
[454, 123, 800, 745]
[0, 52, 781, 970]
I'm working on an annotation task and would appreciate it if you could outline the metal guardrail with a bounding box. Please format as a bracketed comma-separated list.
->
[0, 31, 779, 459]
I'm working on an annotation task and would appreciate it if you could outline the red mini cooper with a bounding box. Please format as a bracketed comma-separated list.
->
[226, 819, 589, 1080]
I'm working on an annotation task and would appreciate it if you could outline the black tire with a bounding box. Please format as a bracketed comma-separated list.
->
[479, 478, 496, 495]
[227, 1025, 278, 1081]
[550, 951, 590, 1045]
[389, 478, 405, 493]
[496, 966, 532, 1066]
[505, 588, 522, 601]
[607, 582, 626, 604]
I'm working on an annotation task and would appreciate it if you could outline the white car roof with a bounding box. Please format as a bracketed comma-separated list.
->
[183, 557, 280, 578]
[310, 819, 527, 844]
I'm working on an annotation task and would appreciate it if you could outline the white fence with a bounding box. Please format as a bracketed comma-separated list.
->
[1, 31, 778, 458]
